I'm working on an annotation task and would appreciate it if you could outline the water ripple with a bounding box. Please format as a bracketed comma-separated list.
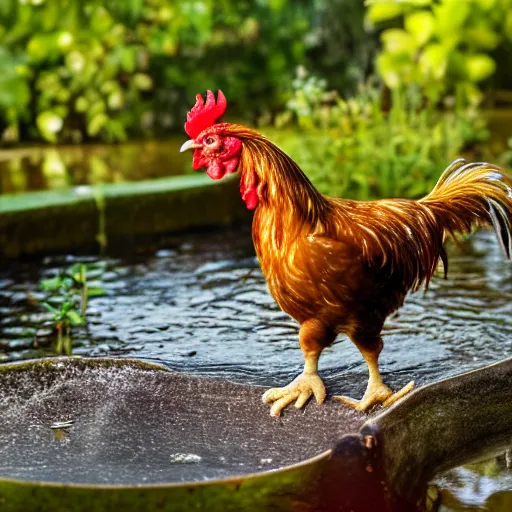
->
[0, 228, 510, 395]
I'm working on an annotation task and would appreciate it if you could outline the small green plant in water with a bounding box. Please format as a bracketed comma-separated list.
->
[38, 263, 105, 355]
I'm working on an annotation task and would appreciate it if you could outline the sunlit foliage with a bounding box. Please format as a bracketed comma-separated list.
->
[367, 0, 512, 104]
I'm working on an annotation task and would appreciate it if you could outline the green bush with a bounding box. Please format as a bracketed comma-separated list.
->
[0, 0, 508, 155]
[0, 1, 158, 143]
[366, 0, 512, 105]
[266, 70, 489, 200]
[0, 0, 329, 144]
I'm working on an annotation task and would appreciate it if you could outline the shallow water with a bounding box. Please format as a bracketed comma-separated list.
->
[434, 453, 512, 511]
[1, 227, 511, 395]
[0, 226, 511, 507]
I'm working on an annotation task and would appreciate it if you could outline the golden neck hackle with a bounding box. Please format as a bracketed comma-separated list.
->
[227, 125, 329, 238]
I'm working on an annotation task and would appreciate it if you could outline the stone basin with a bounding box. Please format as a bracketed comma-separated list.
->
[0, 356, 510, 512]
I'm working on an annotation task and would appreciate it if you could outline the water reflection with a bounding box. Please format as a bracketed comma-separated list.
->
[0, 137, 189, 195]
[435, 451, 512, 511]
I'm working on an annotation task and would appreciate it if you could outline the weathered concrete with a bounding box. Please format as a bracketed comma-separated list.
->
[0, 174, 251, 258]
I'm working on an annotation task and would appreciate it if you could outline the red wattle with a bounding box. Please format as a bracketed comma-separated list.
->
[242, 188, 258, 210]
[206, 160, 224, 180]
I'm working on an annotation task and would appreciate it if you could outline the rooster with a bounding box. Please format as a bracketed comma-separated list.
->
[180, 90, 512, 415]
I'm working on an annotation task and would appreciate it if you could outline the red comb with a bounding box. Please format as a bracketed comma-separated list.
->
[184, 90, 227, 138]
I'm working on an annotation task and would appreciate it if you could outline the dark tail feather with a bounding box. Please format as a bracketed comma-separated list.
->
[488, 197, 512, 259]
[421, 158, 512, 260]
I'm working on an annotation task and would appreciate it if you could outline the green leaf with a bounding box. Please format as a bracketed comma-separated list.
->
[87, 113, 108, 137]
[121, 47, 136, 73]
[91, 6, 114, 34]
[36, 111, 63, 142]
[26, 35, 50, 62]
[433, 1, 469, 39]
[465, 54, 496, 82]
[40, 277, 63, 292]
[419, 43, 448, 80]
[41, 302, 59, 314]
[269, 0, 286, 10]
[405, 11, 435, 46]
[87, 287, 106, 297]
[0, 48, 30, 113]
[66, 310, 85, 326]
[56, 32, 74, 52]
[381, 29, 417, 56]
[366, 4, 403, 24]
[464, 25, 500, 50]
[475, 0, 496, 9]
[67, 263, 83, 277]
[376, 53, 405, 89]
[458, 81, 484, 106]
[107, 91, 124, 110]
[89, 100, 106, 118]
[75, 96, 88, 113]
[133, 73, 153, 90]
[65, 51, 86, 74]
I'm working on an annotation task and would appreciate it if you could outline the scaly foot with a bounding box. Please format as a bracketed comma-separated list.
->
[262, 373, 326, 416]
[333, 381, 414, 412]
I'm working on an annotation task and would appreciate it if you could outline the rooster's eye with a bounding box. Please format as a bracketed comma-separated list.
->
[204, 136, 216, 146]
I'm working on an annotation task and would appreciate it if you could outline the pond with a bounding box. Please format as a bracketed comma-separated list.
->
[0, 226, 511, 509]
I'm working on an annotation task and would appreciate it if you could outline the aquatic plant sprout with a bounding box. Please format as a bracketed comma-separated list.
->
[38, 263, 106, 354]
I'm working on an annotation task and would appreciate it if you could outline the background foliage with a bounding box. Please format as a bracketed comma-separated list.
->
[0, 0, 511, 201]
[267, 69, 490, 199]
[0, 0, 369, 144]
[368, 0, 512, 105]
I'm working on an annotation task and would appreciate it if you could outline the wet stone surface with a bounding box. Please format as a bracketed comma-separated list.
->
[0, 227, 511, 399]
[0, 360, 364, 484]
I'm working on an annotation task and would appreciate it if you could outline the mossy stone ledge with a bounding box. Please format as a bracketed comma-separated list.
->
[0, 174, 251, 258]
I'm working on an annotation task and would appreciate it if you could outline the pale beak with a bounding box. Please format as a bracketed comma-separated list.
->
[180, 140, 202, 152]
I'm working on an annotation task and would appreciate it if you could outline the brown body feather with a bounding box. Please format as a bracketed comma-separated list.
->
[230, 125, 512, 350]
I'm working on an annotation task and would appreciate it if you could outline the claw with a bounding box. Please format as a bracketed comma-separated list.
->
[270, 394, 298, 416]
[294, 391, 311, 409]
[262, 372, 326, 416]
[262, 387, 287, 404]
[333, 395, 361, 409]
[333, 381, 414, 412]
[382, 381, 415, 407]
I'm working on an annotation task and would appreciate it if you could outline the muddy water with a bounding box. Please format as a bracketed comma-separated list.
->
[0, 226, 511, 507]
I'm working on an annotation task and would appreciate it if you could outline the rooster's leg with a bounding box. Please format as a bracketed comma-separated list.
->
[262, 320, 334, 417]
[334, 337, 414, 412]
